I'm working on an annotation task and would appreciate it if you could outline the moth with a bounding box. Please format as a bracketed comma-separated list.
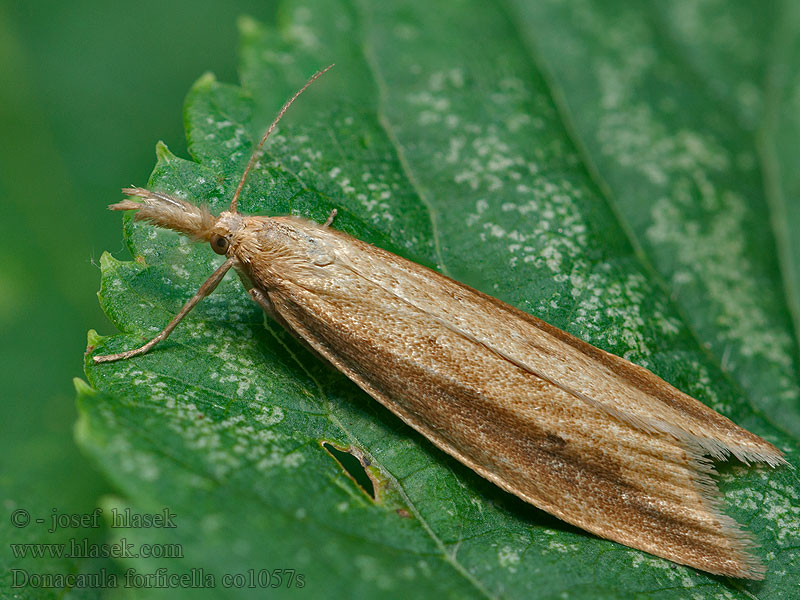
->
[93, 66, 786, 579]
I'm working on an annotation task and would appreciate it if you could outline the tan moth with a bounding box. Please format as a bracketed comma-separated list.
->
[93, 66, 786, 579]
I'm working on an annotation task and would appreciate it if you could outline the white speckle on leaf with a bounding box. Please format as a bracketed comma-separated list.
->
[497, 545, 520, 573]
[171, 264, 190, 279]
[628, 550, 688, 581]
[546, 539, 577, 553]
[577, 0, 799, 412]
[105, 434, 160, 481]
[354, 555, 395, 590]
[647, 188, 798, 405]
[252, 403, 284, 426]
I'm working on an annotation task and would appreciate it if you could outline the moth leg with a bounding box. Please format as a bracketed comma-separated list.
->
[93, 258, 235, 363]
[248, 287, 280, 322]
[323, 208, 337, 228]
[249, 287, 329, 363]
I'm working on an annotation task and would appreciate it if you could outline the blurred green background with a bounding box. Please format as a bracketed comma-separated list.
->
[3, 1, 799, 597]
[0, 0, 275, 581]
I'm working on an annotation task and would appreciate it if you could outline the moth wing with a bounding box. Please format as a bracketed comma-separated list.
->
[331, 242, 784, 467]
[258, 259, 766, 579]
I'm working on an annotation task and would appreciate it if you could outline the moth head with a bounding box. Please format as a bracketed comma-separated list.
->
[209, 232, 229, 255]
[208, 211, 245, 256]
[111, 189, 249, 258]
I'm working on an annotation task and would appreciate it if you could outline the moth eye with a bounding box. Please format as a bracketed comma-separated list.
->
[210, 233, 229, 255]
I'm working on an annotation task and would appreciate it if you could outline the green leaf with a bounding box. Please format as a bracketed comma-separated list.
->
[82, 1, 800, 598]
[507, 0, 800, 438]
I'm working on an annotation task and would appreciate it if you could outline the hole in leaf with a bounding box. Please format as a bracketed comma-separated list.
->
[321, 442, 376, 500]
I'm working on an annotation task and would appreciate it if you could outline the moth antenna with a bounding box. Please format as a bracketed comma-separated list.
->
[229, 63, 335, 213]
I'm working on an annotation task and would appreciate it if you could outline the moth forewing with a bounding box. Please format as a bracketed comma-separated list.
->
[94, 70, 785, 580]
[227, 217, 780, 579]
